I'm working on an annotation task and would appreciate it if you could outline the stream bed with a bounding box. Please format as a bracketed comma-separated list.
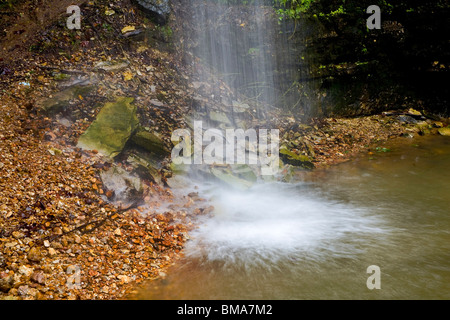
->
[135, 135, 450, 299]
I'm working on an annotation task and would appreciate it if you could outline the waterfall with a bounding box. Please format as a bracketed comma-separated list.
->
[178, 0, 299, 121]
[166, 0, 388, 267]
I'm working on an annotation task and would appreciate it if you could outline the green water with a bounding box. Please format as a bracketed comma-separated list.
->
[136, 135, 450, 300]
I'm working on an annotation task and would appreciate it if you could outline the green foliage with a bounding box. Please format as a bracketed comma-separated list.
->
[272, 0, 450, 116]
[275, 0, 316, 20]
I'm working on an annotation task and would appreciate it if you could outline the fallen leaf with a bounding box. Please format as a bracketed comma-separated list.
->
[123, 71, 133, 81]
[121, 26, 135, 34]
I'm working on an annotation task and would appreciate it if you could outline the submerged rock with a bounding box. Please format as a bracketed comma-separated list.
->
[77, 97, 139, 158]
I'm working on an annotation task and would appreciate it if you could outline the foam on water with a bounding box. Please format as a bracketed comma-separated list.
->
[184, 181, 389, 266]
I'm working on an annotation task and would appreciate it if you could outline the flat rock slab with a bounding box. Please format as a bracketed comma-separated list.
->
[37, 84, 95, 115]
[77, 97, 139, 158]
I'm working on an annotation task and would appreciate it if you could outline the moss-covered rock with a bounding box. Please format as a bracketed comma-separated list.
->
[279, 146, 315, 169]
[77, 97, 139, 158]
[130, 128, 169, 156]
[438, 126, 450, 136]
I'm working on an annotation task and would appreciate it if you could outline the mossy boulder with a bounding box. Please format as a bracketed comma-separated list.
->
[77, 97, 139, 158]
[130, 128, 169, 156]
[279, 146, 315, 170]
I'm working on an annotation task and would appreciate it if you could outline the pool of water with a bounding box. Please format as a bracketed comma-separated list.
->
[135, 135, 450, 300]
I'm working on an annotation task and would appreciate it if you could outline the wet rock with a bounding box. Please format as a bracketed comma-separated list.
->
[12, 231, 24, 239]
[17, 285, 38, 298]
[127, 153, 163, 185]
[37, 84, 95, 115]
[48, 248, 57, 256]
[231, 164, 258, 183]
[279, 146, 315, 170]
[398, 115, 419, 124]
[132, 0, 171, 25]
[117, 275, 131, 284]
[130, 128, 169, 156]
[149, 99, 165, 107]
[169, 162, 189, 174]
[100, 165, 143, 204]
[77, 97, 139, 158]
[94, 60, 130, 72]
[210, 167, 254, 190]
[438, 127, 450, 136]
[232, 101, 251, 114]
[407, 108, 422, 116]
[209, 110, 232, 126]
[416, 122, 432, 135]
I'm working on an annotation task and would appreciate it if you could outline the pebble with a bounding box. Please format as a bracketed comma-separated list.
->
[31, 271, 46, 285]
[27, 247, 42, 262]
[18, 265, 34, 277]
[117, 275, 131, 284]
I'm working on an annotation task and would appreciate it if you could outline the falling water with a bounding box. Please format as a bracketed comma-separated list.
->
[179, 0, 300, 118]
[173, 0, 362, 266]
